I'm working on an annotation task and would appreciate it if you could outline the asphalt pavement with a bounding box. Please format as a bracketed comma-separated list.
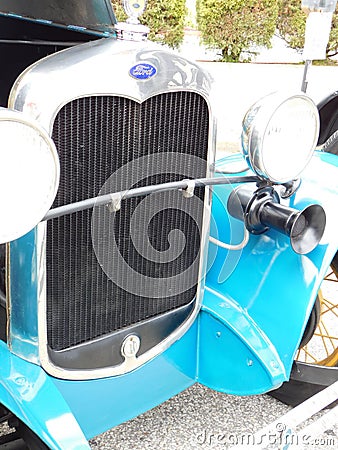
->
[90, 383, 338, 449]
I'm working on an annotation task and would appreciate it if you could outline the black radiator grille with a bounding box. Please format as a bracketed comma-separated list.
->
[47, 93, 209, 351]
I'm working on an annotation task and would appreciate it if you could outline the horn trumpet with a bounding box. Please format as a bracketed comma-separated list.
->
[227, 186, 326, 255]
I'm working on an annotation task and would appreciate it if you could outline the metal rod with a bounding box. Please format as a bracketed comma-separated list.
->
[230, 380, 338, 449]
[43, 175, 259, 221]
[301, 59, 312, 93]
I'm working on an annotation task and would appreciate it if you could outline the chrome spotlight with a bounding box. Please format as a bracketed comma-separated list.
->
[241, 92, 319, 183]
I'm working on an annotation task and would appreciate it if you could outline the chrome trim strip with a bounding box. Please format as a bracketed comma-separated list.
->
[5, 243, 10, 343]
[36, 221, 47, 366]
[9, 37, 216, 380]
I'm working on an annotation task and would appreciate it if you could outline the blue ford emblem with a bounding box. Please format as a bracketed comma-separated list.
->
[129, 63, 157, 80]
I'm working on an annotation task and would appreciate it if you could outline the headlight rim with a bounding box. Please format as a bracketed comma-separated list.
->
[242, 92, 320, 184]
[0, 107, 60, 243]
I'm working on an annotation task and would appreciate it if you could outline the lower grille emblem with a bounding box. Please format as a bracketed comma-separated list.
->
[121, 335, 141, 359]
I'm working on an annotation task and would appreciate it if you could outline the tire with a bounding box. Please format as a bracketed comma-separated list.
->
[322, 129, 338, 155]
[332, 251, 338, 273]
[270, 253, 338, 407]
[16, 422, 50, 450]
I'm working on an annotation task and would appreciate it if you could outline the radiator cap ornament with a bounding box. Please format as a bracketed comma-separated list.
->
[115, 0, 150, 41]
[124, 0, 147, 24]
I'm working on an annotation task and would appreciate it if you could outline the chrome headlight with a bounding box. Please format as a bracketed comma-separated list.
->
[242, 92, 319, 183]
[0, 108, 59, 243]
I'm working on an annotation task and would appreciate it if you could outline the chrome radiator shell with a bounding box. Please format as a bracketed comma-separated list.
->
[8, 38, 216, 379]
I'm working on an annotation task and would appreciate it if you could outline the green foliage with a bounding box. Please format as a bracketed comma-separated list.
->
[328, 13, 338, 57]
[111, 0, 186, 48]
[277, 0, 338, 59]
[277, 0, 306, 49]
[111, 1, 126, 21]
[196, 0, 279, 62]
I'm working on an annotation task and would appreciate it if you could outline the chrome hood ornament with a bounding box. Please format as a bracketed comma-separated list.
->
[115, 0, 150, 41]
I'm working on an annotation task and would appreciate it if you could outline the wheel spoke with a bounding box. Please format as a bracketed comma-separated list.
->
[296, 261, 338, 366]
[321, 319, 336, 346]
[313, 333, 338, 340]
[324, 271, 338, 281]
[324, 271, 334, 280]
[317, 323, 330, 357]
[300, 347, 318, 363]
[321, 297, 336, 308]
[321, 299, 338, 319]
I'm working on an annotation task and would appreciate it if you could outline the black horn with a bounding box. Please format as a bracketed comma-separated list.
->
[227, 186, 326, 255]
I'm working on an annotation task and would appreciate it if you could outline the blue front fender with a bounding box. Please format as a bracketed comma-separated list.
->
[0, 341, 90, 449]
[200, 151, 338, 395]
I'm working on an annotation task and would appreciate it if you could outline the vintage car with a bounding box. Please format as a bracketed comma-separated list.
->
[0, 1, 337, 448]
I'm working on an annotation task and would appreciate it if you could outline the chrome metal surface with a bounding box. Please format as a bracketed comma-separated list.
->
[278, 179, 302, 198]
[115, 22, 149, 42]
[123, 0, 147, 23]
[9, 37, 217, 379]
[9, 38, 214, 133]
[121, 335, 141, 358]
[241, 92, 319, 183]
[0, 108, 59, 244]
[115, 0, 149, 41]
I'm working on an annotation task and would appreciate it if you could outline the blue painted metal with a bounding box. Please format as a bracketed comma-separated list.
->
[199, 289, 286, 395]
[0, 323, 197, 447]
[8, 229, 39, 363]
[53, 321, 198, 440]
[0, 151, 337, 447]
[0, 341, 90, 449]
[5, 224, 198, 443]
[200, 151, 338, 395]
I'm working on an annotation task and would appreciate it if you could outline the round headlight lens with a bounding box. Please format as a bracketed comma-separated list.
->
[242, 93, 319, 183]
[0, 108, 59, 243]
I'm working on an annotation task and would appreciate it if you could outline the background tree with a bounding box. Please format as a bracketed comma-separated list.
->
[196, 0, 279, 62]
[277, 0, 338, 59]
[111, 0, 186, 48]
[277, 0, 306, 49]
[328, 14, 338, 57]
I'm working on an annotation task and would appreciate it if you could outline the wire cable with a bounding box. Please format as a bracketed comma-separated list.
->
[209, 228, 250, 250]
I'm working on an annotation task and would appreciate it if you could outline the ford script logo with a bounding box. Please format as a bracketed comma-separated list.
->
[129, 63, 157, 80]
